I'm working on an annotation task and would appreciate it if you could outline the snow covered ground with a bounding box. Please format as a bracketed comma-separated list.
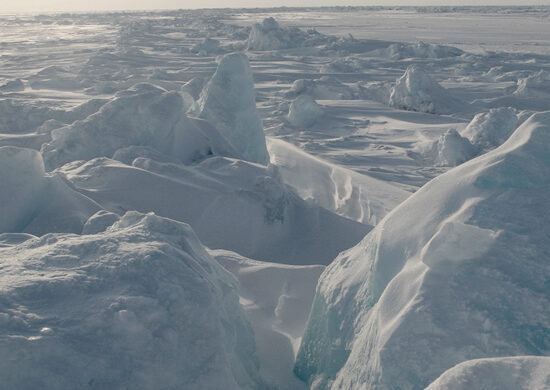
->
[0, 6, 549, 389]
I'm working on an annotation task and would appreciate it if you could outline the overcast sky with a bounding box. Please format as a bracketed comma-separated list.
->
[1, 0, 549, 13]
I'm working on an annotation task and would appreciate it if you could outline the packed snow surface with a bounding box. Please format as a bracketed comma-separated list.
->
[296, 112, 550, 389]
[0, 211, 262, 390]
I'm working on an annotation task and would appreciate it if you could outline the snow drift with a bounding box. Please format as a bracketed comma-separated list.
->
[426, 356, 550, 390]
[296, 112, 550, 389]
[0, 211, 263, 390]
[462, 107, 520, 151]
[198, 52, 270, 165]
[389, 65, 467, 114]
[287, 95, 323, 128]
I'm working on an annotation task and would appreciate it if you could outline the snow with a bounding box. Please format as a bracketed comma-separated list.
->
[1, 7, 550, 390]
[197, 53, 270, 165]
[0, 211, 263, 389]
[426, 356, 550, 390]
[287, 95, 323, 128]
[296, 112, 550, 389]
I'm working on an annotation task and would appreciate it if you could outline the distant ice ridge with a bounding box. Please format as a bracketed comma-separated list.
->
[247, 17, 326, 51]
[0, 211, 263, 390]
[373, 41, 463, 60]
[426, 356, 550, 390]
[198, 52, 270, 165]
[389, 65, 467, 114]
[296, 112, 550, 389]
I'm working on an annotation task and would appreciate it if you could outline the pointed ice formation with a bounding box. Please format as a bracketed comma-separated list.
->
[296, 112, 550, 389]
[198, 52, 270, 165]
[389, 65, 467, 114]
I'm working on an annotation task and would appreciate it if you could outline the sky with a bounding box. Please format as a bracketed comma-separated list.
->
[1, 0, 549, 13]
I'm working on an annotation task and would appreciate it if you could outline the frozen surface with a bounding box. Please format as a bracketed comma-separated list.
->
[1, 7, 550, 390]
[426, 356, 550, 390]
[296, 112, 550, 389]
[0, 211, 262, 389]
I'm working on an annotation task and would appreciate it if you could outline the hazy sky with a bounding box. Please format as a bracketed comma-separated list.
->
[1, 0, 549, 13]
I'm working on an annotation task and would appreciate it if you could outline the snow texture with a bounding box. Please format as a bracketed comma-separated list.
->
[462, 107, 520, 151]
[296, 112, 550, 390]
[0, 211, 263, 390]
[198, 53, 270, 165]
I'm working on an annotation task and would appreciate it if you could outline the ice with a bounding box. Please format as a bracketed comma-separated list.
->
[429, 128, 477, 167]
[373, 41, 464, 60]
[0, 211, 263, 389]
[514, 70, 550, 98]
[0, 79, 24, 92]
[287, 95, 323, 128]
[0, 146, 100, 235]
[191, 37, 223, 55]
[426, 356, 550, 390]
[296, 112, 550, 389]
[197, 53, 270, 165]
[389, 65, 468, 115]
[247, 17, 323, 51]
[461, 107, 520, 151]
[41, 83, 239, 170]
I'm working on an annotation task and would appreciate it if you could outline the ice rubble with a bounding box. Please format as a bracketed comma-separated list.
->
[373, 41, 464, 60]
[41, 83, 240, 170]
[0, 146, 100, 235]
[0, 211, 263, 390]
[429, 128, 476, 167]
[389, 65, 466, 114]
[198, 52, 270, 165]
[59, 156, 368, 266]
[296, 112, 550, 389]
[461, 107, 520, 151]
[514, 70, 550, 98]
[287, 95, 323, 128]
[247, 17, 326, 51]
[426, 356, 550, 390]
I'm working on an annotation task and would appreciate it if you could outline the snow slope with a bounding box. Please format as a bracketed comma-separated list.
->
[296, 112, 550, 389]
[426, 356, 550, 390]
[0, 211, 262, 390]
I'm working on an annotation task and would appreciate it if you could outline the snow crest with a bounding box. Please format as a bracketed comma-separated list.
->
[296, 112, 550, 389]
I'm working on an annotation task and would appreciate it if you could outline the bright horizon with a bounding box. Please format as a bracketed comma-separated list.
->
[1, 1, 550, 14]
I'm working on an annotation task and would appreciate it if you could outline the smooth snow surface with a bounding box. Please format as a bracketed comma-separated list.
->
[0, 211, 262, 389]
[426, 356, 550, 390]
[296, 112, 550, 390]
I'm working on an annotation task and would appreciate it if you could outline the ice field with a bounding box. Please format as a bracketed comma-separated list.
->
[1, 6, 550, 389]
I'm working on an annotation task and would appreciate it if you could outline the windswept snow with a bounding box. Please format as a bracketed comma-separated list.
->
[287, 95, 323, 128]
[296, 112, 550, 390]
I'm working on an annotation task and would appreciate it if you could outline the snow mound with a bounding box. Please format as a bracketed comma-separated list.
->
[296, 112, 550, 389]
[191, 37, 223, 55]
[0, 211, 262, 390]
[60, 156, 368, 265]
[426, 356, 550, 390]
[320, 58, 364, 73]
[287, 95, 323, 128]
[0, 78, 24, 92]
[0, 146, 99, 235]
[285, 78, 356, 100]
[513, 70, 550, 98]
[462, 107, 519, 151]
[389, 65, 465, 114]
[42, 83, 239, 170]
[247, 17, 326, 51]
[374, 41, 463, 59]
[428, 128, 476, 166]
[198, 53, 269, 165]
